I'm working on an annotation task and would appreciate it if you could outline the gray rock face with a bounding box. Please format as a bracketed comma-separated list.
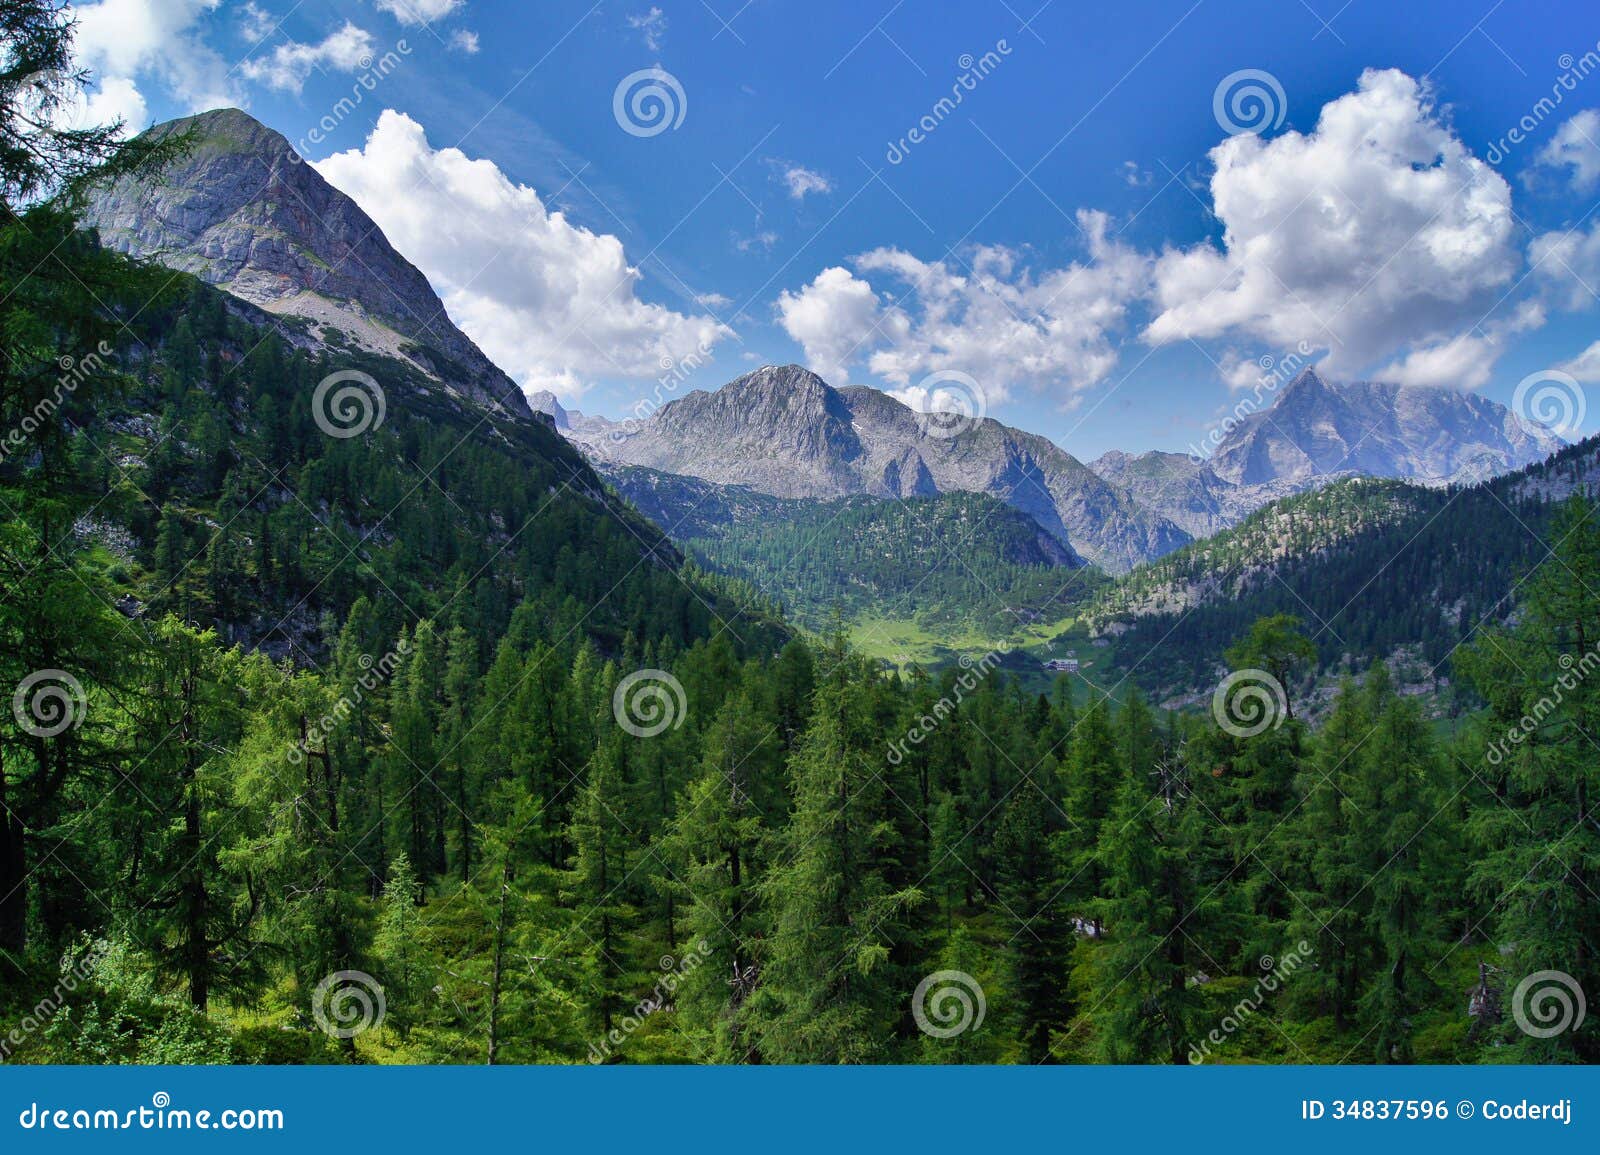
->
[570, 363, 1190, 572]
[1087, 450, 1314, 539]
[82, 107, 530, 419]
[1204, 369, 1561, 488]
[527, 390, 569, 429]
[1093, 369, 1564, 537]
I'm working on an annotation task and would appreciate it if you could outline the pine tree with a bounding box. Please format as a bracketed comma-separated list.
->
[1457, 495, 1600, 1061]
[1093, 755, 1216, 1064]
[993, 779, 1070, 1061]
[751, 681, 922, 1062]
[658, 693, 771, 1062]
[1061, 697, 1117, 935]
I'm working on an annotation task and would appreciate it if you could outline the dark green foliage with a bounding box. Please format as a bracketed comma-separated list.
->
[2, 43, 1595, 1066]
[606, 465, 1106, 637]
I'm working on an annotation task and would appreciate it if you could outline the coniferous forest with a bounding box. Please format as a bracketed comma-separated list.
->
[2, 2, 1597, 1069]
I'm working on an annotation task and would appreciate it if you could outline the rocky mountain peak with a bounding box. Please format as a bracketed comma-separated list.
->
[82, 107, 531, 419]
[528, 389, 570, 430]
[1206, 366, 1562, 487]
[568, 364, 1188, 571]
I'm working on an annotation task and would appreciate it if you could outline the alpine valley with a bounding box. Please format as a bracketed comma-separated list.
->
[7, 1, 1600, 1077]
[533, 358, 1570, 690]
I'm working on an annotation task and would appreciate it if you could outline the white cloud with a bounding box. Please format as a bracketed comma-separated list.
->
[374, 0, 462, 24]
[1529, 220, 1600, 311]
[1377, 300, 1544, 389]
[1146, 69, 1520, 384]
[735, 230, 778, 253]
[79, 75, 150, 133]
[448, 29, 480, 54]
[315, 110, 731, 398]
[776, 163, 833, 201]
[627, 7, 667, 51]
[239, 22, 376, 93]
[778, 211, 1148, 400]
[1538, 109, 1600, 192]
[695, 291, 733, 308]
[74, 0, 238, 112]
[775, 266, 891, 384]
[238, 1, 276, 43]
[1558, 338, 1600, 383]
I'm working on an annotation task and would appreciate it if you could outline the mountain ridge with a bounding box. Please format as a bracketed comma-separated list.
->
[567, 363, 1189, 573]
[82, 107, 533, 420]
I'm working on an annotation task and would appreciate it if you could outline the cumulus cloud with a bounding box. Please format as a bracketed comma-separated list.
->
[375, 0, 462, 24]
[74, 0, 237, 113]
[449, 29, 480, 54]
[79, 75, 149, 134]
[775, 267, 893, 384]
[1145, 68, 1520, 386]
[315, 111, 731, 398]
[1538, 109, 1600, 192]
[777, 210, 1149, 400]
[239, 22, 376, 93]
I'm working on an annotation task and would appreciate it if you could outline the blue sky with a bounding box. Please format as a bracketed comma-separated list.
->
[70, 0, 1600, 459]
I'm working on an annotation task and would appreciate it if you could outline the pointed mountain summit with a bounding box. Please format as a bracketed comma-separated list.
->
[82, 107, 530, 418]
[1092, 367, 1565, 539]
[569, 363, 1189, 572]
[1206, 367, 1562, 487]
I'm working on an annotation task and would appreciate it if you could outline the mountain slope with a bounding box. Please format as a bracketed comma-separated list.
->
[83, 108, 531, 419]
[1086, 435, 1600, 702]
[598, 464, 1100, 649]
[572, 364, 1189, 572]
[66, 108, 775, 660]
[1087, 449, 1323, 539]
[1205, 368, 1560, 487]
[1090, 369, 1561, 537]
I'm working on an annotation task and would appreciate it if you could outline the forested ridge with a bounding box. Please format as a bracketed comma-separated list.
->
[603, 465, 1105, 638]
[2, 3, 1596, 1068]
[1089, 447, 1600, 703]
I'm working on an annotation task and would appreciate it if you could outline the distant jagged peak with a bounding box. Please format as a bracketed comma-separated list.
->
[1208, 365, 1564, 487]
